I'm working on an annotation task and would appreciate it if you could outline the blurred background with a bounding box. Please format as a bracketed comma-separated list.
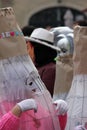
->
[0, 0, 87, 28]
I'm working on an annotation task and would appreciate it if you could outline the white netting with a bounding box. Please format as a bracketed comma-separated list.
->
[0, 54, 60, 130]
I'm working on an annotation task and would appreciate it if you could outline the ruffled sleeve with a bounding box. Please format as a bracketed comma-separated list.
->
[0, 111, 20, 130]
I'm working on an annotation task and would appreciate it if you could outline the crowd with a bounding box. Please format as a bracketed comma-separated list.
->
[0, 6, 87, 130]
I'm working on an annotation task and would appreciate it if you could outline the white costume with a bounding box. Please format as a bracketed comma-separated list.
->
[65, 26, 87, 129]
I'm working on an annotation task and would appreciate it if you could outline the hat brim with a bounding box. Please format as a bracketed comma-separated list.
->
[24, 36, 61, 52]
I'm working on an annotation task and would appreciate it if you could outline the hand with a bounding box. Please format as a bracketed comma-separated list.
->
[74, 125, 86, 130]
[17, 98, 38, 112]
[53, 99, 68, 115]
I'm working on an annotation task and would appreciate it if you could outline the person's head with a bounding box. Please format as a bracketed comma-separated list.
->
[25, 28, 58, 67]
[22, 25, 36, 36]
[30, 41, 57, 67]
[22, 25, 36, 62]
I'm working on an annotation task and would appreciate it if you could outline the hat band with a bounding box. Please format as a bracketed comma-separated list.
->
[0, 30, 23, 39]
[31, 37, 53, 45]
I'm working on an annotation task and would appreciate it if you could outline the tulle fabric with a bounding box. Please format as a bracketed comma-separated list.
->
[0, 54, 60, 130]
[65, 75, 87, 130]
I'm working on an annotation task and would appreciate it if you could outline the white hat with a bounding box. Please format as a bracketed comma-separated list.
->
[24, 28, 61, 52]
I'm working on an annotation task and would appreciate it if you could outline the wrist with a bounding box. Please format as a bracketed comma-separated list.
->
[11, 105, 22, 117]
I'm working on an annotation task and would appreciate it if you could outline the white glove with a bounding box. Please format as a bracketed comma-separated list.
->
[53, 99, 68, 115]
[74, 125, 86, 130]
[17, 98, 38, 112]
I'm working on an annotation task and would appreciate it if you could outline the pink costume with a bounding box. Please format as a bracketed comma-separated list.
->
[0, 7, 67, 130]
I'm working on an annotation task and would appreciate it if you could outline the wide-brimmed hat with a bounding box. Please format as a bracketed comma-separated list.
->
[24, 28, 61, 52]
[0, 7, 27, 60]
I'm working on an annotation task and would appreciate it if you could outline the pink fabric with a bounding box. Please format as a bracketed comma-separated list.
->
[0, 101, 67, 130]
[0, 111, 20, 130]
[19, 103, 57, 130]
[0, 111, 67, 130]
[58, 114, 67, 130]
